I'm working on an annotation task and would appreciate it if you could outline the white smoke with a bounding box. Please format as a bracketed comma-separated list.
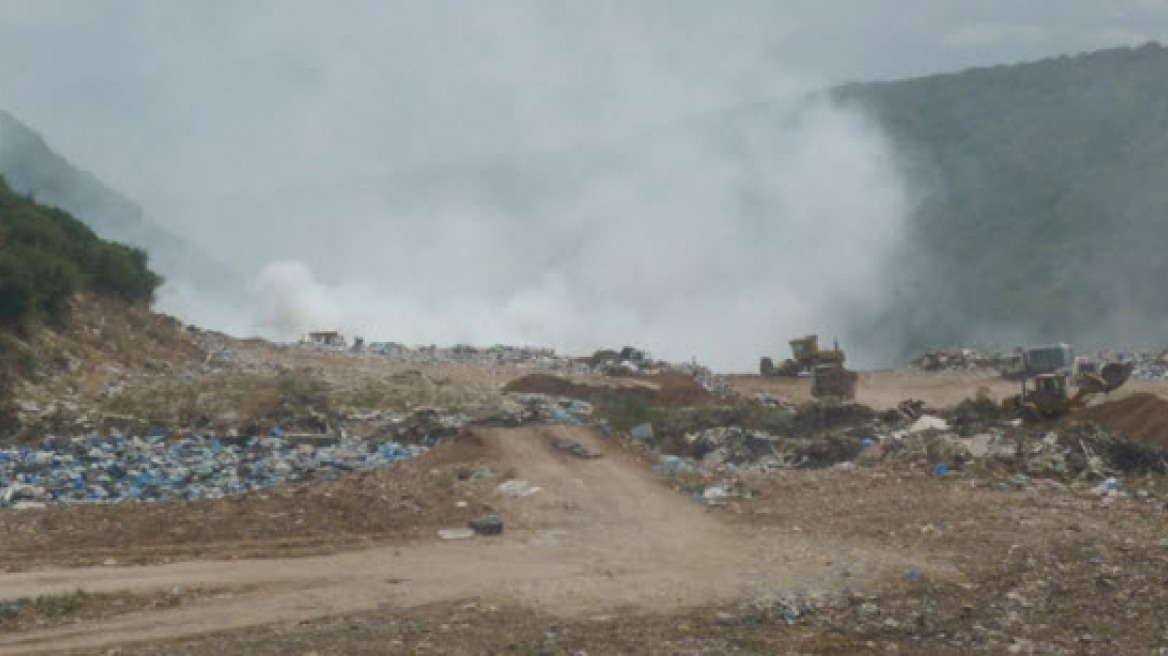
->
[0, 2, 917, 370]
[240, 97, 911, 370]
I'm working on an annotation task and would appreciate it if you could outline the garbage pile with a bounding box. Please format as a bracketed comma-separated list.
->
[647, 399, 1168, 485]
[686, 427, 784, 466]
[0, 434, 425, 509]
[362, 408, 469, 446]
[913, 349, 999, 372]
[365, 343, 573, 371]
[506, 394, 594, 426]
[1119, 350, 1168, 381]
[861, 419, 1168, 480]
[678, 426, 865, 471]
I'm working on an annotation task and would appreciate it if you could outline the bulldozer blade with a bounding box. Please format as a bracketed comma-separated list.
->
[1100, 361, 1135, 393]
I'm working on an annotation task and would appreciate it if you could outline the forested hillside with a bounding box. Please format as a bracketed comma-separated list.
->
[837, 42, 1168, 353]
[0, 111, 235, 299]
[0, 173, 160, 352]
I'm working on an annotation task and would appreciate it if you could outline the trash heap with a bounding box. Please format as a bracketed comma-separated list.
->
[0, 434, 424, 509]
[913, 349, 999, 372]
[684, 426, 866, 471]
[506, 394, 594, 425]
[1122, 351, 1168, 381]
[686, 427, 784, 466]
[365, 343, 570, 370]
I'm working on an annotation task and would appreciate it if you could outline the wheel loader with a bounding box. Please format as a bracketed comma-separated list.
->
[760, 334, 846, 377]
[1002, 360, 1134, 423]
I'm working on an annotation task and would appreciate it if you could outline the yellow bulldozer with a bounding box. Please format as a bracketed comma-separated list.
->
[1003, 360, 1134, 423]
[760, 334, 846, 377]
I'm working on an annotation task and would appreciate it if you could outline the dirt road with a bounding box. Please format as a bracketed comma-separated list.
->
[0, 426, 913, 655]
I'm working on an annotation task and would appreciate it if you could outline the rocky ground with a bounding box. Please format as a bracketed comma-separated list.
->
[2, 317, 1168, 654]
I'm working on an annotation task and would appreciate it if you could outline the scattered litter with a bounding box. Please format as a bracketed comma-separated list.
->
[552, 439, 602, 459]
[702, 485, 734, 503]
[1091, 477, 1122, 495]
[656, 455, 692, 474]
[908, 415, 950, 433]
[914, 348, 1000, 372]
[497, 479, 542, 498]
[438, 528, 476, 540]
[630, 423, 654, 442]
[469, 513, 504, 536]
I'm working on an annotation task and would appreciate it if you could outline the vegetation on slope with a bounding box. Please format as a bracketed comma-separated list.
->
[0, 172, 163, 433]
[0, 174, 161, 331]
[836, 42, 1168, 354]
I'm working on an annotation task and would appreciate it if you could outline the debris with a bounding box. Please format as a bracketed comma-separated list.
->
[655, 455, 692, 474]
[0, 434, 425, 508]
[468, 513, 504, 536]
[497, 480, 542, 497]
[438, 528, 475, 540]
[908, 415, 950, 433]
[913, 348, 999, 372]
[1091, 477, 1121, 495]
[552, 439, 602, 459]
[629, 423, 654, 442]
[702, 485, 734, 503]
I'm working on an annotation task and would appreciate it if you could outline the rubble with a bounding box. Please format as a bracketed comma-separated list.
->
[552, 438, 602, 459]
[913, 348, 1000, 372]
[468, 512, 504, 535]
[497, 479, 542, 497]
[438, 528, 476, 540]
[907, 415, 950, 434]
[0, 433, 425, 508]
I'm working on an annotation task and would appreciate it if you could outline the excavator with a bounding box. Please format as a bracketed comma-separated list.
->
[760, 334, 846, 377]
[1003, 360, 1134, 423]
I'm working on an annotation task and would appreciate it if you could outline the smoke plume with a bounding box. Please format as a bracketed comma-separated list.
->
[237, 97, 911, 370]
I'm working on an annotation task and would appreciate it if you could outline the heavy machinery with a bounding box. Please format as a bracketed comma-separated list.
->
[1003, 360, 1134, 423]
[1000, 343, 1074, 380]
[811, 363, 858, 401]
[760, 334, 846, 377]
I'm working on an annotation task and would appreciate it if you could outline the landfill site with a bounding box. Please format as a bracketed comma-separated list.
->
[0, 308, 1166, 655]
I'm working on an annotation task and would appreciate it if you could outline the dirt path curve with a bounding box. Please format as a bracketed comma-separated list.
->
[0, 426, 912, 654]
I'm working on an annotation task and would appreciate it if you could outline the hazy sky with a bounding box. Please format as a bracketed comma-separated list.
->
[2, 1, 1163, 218]
[1, 1, 1165, 366]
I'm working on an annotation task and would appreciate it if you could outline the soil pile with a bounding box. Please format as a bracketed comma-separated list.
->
[504, 373, 712, 406]
[1077, 393, 1168, 449]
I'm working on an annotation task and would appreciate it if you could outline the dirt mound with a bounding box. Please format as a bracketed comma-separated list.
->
[1077, 393, 1168, 449]
[503, 373, 712, 406]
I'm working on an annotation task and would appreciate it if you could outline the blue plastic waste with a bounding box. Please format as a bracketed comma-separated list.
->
[1, 433, 424, 508]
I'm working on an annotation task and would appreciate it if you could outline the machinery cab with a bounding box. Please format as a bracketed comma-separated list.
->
[789, 336, 817, 361]
[1029, 373, 1069, 401]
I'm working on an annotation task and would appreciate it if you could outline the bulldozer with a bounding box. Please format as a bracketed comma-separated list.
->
[760, 334, 846, 377]
[811, 363, 858, 401]
[1003, 360, 1134, 423]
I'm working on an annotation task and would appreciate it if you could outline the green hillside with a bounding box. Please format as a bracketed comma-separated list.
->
[0, 110, 238, 298]
[0, 174, 160, 331]
[836, 42, 1168, 354]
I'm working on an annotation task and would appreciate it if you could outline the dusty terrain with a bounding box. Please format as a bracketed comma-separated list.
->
[1, 425, 906, 654]
[4, 327, 1168, 654]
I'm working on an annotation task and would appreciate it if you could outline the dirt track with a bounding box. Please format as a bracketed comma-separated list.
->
[0, 426, 911, 655]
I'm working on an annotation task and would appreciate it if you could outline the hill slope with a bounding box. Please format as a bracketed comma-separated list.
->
[0, 111, 237, 300]
[835, 42, 1168, 354]
[0, 174, 176, 435]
